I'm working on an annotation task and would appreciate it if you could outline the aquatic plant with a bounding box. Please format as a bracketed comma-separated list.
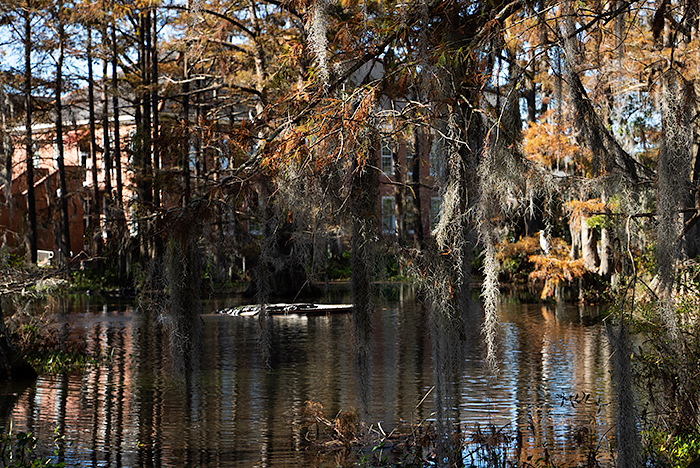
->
[643, 427, 700, 468]
[0, 423, 64, 468]
[2, 298, 93, 375]
[298, 398, 611, 468]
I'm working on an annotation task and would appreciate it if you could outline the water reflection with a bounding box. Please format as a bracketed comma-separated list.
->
[491, 302, 614, 465]
[1, 288, 614, 467]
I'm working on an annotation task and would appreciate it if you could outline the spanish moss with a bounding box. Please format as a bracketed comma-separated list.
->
[308, 0, 329, 88]
[162, 230, 204, 377]
[423, 109, 473, 466]
[254, 192, 276, 368]
[656, 69, 693, 338]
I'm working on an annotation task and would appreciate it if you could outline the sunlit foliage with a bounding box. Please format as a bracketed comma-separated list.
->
[529, 253, 587, 300]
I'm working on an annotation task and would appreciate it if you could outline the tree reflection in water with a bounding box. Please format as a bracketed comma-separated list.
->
[1, 289, 614, 467]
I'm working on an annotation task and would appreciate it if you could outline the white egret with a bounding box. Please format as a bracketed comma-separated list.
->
[539, 230, 550, 255]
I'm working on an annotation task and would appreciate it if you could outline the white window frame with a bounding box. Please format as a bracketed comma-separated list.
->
[32, 143, 40, 169]
[381, 143, 394, 176]
[248, 201, 263, 237]
[189, 141, 197, 171]
[429, 138, 442, 178]
[382, 196, 396, 235]
[405, 148, 414, 181]
[248, 217, 263, 237]
[79, 148, 89, 166]
[406, 195, 415, 235]
[128, 130, 137, 165]
[53, 142, 59, 169]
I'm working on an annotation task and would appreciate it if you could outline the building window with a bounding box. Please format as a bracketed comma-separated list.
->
[128, 130, 137, 164]
[381, 143, 393, 176]
[430, 197, 442, 229]
[128, 205, 139, 237]
[32, 143, 40, 168]
[406, 196, 415, 235]
[405, 147, 414, 181]
[53, 142, 59, 168]
[248, 217, 263, 237]
[382, 196, 396, 235]
[79, 148, 89, 166]
[189, 142, 197, 171]
[429, 138, 442, 178]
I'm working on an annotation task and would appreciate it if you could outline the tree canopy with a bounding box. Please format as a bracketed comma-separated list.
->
[4, 0, 700, 464]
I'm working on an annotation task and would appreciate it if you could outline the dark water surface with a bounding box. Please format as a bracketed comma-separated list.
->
[0, 286, 614, 467]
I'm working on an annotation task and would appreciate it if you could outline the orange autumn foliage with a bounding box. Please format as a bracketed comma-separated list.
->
[522, 111, 591, 174]
[565, 198, 609, 232]
[528, 255, 587, 300]
[498, 234, 587, 300]
[496, 235, 540, 261]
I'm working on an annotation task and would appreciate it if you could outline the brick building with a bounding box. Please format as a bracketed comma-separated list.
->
[1, 71, 441, 266]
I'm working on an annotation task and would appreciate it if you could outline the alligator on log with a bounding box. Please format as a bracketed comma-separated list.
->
[218, 303, 353, 316]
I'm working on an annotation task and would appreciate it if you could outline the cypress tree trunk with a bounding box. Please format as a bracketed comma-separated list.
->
[87, 28, 102, 254]
[135, 10, 153, 260]
[151, 9, 160, 210]
[193, 82, 202, 186]
[151, 9, 163, 259]
[141, 11, 152, 205]
[349, 136, 379, 420]
[23, 5, 37, 264]
[599, 192, 612, 279]
[569, 219, 581, 259]
[111, 18, 122, 209]
[0, 77, 10, 205]
[102, 25, 112, 209]
[55, 6, 71, 263]
[599, 225, 611, 277]
[182, 57, 191, 207]
[581, 216, 599, 271]
[609, 322, 642, 468]
[109, 16, 129, 278]
[410, 129, 424, 249]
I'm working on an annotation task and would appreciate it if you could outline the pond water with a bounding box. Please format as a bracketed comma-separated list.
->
[0, 285, 615, 467]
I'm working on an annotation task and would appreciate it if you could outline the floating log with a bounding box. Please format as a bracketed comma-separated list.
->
[218, 303, 353, 317]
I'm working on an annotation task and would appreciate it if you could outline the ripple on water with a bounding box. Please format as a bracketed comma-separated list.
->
[3, 292, 615, 467]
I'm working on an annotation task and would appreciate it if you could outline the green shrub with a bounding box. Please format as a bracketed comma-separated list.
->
[327, 250, 352, 280]
[643, 427, 700, 468]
